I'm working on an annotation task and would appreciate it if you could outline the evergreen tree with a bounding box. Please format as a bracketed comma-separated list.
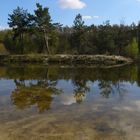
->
[8, 7, 30, 53]
[72, 14, 86, 54]
[32, 3, 52, 54]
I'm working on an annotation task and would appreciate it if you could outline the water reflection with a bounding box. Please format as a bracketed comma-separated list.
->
[0, 64, 137, 112]
[72, 79, 90, 103]
[11, 79, 62, 112]
[11, 78, 128, 112]
[0, 64, 139, 82]
[0, 64, 140, 140]
[98, 81, 127, 98]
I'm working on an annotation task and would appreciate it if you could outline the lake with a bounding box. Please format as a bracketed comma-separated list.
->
[0, 64, 140, 140]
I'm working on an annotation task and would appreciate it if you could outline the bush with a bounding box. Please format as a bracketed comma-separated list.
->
[0, 43, 8, 54]
[125, 38, 139, 58]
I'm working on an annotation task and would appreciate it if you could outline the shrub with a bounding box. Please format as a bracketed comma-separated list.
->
[125, 38, 139, 59]
[0, 43, 8, 55]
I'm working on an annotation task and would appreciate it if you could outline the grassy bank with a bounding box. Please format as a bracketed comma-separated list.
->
[0, 54, 133, 66]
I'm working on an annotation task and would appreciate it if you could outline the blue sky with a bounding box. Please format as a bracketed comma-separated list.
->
[0, 0, 140, 29]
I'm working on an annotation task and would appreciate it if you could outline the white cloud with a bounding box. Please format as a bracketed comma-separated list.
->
[82, 16, 92, 20]
[93, 16, 99, 19]
[82, 15, 99, 20]
[59, 94, 76, 105]
[58, 0, 86, 9]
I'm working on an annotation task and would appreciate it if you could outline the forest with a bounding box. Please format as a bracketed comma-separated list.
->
[0, 3, 140, 59]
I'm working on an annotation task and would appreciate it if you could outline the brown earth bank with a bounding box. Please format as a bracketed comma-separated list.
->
[0, 54, 133, 66]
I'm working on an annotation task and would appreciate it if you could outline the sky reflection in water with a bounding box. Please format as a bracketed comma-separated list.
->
[0, 64, 140, 140]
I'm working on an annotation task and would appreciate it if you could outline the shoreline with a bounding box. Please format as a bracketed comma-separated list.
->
[0, 54, 133, 67]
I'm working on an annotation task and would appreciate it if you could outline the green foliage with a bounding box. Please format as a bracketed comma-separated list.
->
[33, 3, 51, 28]
[0, 30, 8, 42]
[49, 29, 59, 54]
[138, 22, 140, 53]
[97, 22, 116, 54]
[8, 7, 29, 30]
[3, 30, 17, 54]
[8, 7, 31, 54]
[6, 3, 56, 54]
[0, 43, 8, 54]
[72, 14, 86, 54]
[32, 3, 53, 54]
[0, 3, 140, 58]
[125, 38, 139, 58]
[73, 14, 84, 30]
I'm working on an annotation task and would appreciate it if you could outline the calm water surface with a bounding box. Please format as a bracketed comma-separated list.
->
[0, 64, 140, 140]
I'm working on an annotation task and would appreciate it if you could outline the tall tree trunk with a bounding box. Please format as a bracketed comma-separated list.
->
[44, 30, 50, 54]
[20, 33, 24, 54]
[21, 33, 24, 54]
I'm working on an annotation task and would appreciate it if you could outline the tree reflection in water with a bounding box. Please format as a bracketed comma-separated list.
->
[8, 64, 137, 112]
[72, 79, 90, 103]
[11, 79, 128, 112]
[11, 79, 62, 113]
[99, 80, 127, 98]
